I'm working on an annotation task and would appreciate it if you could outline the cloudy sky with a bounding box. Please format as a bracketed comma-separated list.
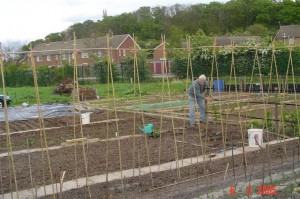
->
[0, 0, 225, 43]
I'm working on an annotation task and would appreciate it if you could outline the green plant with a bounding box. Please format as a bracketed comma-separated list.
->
[264, 111, 273, 130]
[250, 119, 264, 129]
[250, 111, 273, 130]
[27, 138, 36, 148]
[68, 135, 74, 140]
[151, 129, 160, 137]
[280, 109, 300, 136]
[210, 104, 220, 122]
[290, 110, 300, 136]
[52, 136, 61, 142]
[282, 182, 297, 196]
[122, 88, 147, 96]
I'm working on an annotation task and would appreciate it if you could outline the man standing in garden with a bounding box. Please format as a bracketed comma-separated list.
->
[187, 74, 213, 127]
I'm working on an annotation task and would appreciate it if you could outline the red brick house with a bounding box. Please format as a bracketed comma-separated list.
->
[275, 25, 300, 45]
[149, 42, 171, 75]
[32, 34, 140, 67]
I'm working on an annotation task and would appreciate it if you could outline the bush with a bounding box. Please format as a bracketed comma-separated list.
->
[171, 47, 300, 79]
[93, 60, 119, 84]
[281, 109, 300, 136]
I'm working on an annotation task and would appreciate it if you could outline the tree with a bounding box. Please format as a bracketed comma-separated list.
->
[245, 24, 269, 37]
[170, 4, 201, 34]
[27, 39, 45, 49]
[132, 7, 164, 40]
[255, 14, 271, 26]
[166, 26, 185, 48]
[276, 0, 300, 25]
[45, 33, 63, 42]
[203, 2, 226, 34]
[93, 59, 119, 84]
[121, 52, 149, 82]
[1, 40, 26, 64]
[251, 0, 275, 27]
[69, 20, 100, 38]
[171, 30, 213, 79]
[190, 29, 213, 47]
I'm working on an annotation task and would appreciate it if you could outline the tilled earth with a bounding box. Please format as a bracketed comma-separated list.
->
[0, 110, 297, 198]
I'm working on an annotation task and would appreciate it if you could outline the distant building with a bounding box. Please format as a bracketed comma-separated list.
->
[149, 42, 171, 76]
[275, 25, 300, 45]
[32, 33, 140, 67]
[214, 36, 261, 46]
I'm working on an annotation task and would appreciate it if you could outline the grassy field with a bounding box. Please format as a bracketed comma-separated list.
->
[2, 86, 71, 106]
[1, 75, 299, 107]
[1, 80, 188, 107]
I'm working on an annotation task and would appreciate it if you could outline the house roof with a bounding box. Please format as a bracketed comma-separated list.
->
[33, 34, 138, 54]
[154, 42, 170, 49]
[275, 25, 300, 39]
[214, 36, 261, 46]
[215, 36, 260, 46]
[180, 36, 260, 47]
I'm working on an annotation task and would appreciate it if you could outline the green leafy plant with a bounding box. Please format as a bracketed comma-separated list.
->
[211, 104, 220, 122]
[250, 119, 264, 129]
[151, 129, 160, 137]
[93, 59, 119, 84]
[27, 138, 36, 148]
[250, 111, 273, 130]
[122, 88, 147, 96]
[280, 109, 300, 136]
[264, 111, 273, 130]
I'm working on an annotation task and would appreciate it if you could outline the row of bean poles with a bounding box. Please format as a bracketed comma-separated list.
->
[0, 35, 299, 198]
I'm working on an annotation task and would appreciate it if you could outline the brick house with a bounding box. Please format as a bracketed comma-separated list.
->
[32, 34, 140, 67]
[149, 42, 171, 75]
[275, 25, 300, 45]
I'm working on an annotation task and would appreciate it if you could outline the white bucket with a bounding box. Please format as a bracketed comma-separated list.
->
[247, 129, 263, 147]
[81, 113, 91, 124]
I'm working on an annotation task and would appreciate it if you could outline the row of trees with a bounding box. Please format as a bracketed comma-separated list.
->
[169, 30, 300, 78]
[2, 0, 299, 69]
[2, 64, 74, 87]
[2, 44, 299, 87]
[171, 47, 300, 78]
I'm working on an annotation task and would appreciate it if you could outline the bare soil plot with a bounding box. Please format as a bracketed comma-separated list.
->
[0, 92, 299, 198]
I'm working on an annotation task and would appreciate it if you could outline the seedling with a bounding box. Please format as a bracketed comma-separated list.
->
[151, 129, 160, 137]
[27, 138, 36, 148]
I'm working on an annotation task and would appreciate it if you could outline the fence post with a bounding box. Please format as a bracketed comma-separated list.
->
[239, 77, 242, 92]
[274, 87, 279, 135]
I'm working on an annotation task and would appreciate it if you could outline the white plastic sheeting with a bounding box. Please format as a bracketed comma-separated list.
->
[0, 103, 75, 122]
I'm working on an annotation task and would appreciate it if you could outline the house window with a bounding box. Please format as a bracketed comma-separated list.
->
[97, 50, 102, 57]
[55, 54, 59, 60]
[81, 52, 89, 58]
[47, 54, 51, 61]
[62, 54, 67, 60]
[289, 37, 294, 45]
[123, 50, 126, 57]
[119, 49, 121, 56]
[36, 55, 42, 62]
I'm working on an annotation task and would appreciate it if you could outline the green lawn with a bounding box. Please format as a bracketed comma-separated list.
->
[1, 76, 299, 107]
[95, 80, 188, 97]
[0, 81, 188, 106]
[1, 86, 71, 106]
